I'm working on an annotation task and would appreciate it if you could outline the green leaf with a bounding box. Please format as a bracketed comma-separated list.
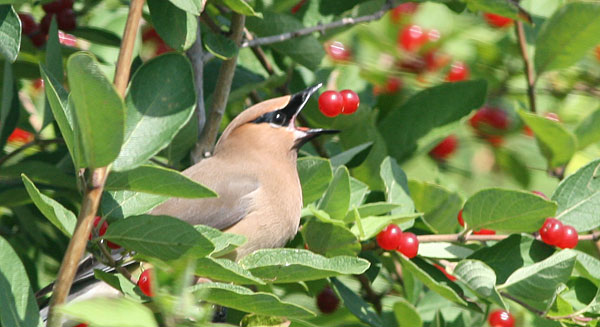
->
[1, 161, 76, 189]
[350, 213, 421, 241]
[348, 202, 400, 218]
[331, 277, 382, 327]
[21, 174, 76, 236]
[112, 53, 196, 171]
[453, 259, 506, 308]
[464, 0, 529, 21]
[302, 219, 360, 257]
[534, 2, 600, 74]
[0, 6, 20, 62]
[518, 110, 577, 168]
[104, 214, 214, 261]
[574, 108, 600, 150]
[192, 282, 314, 317]
[0, 236, 41, 327]
[168, 0, 205, 15]
[393, 299, 422, 327]
[203, 30, 238, 60]
[70, 27, 121, 47]
[498, 250, 576, 311]
[468, 234, 555, 284]
[42, 17, 62, 129]
[148, 0, 196, 51]
[59, 298, 158, 327]
[398, 255, 467, 306]
[380, 157, 415, 215]
[195, 257, 265, 285]
[221, 0, 262, 17]
[194, 224, 246, 257]
[349, 177, 369, 208]
[93, 270, 142, 301]
[246, 12, 323, 70]
[462, 188, 557, 232]
[553, 159, 600, 232]
[105, 165, 216, 198]
[574, 250, 600, 286]
[378, 81, 487, 161]
[239, 249, 370, 283]
[495, 148, 531, 188]
[317, 166, 350, 220]
[418, 242, 474, 260]
[297, 157, 333, 206]
[0, 61, 15, 151]
[330, 142, 373, 168]
[100, 190, 167, 219]
[408, 180, 462, 234]
[67, 52, 125, 168]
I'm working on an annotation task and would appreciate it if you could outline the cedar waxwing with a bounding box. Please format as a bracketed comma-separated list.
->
[38, 83, 338, 318]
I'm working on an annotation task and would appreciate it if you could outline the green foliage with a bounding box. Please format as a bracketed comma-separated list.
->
[0, 5, 20, 62]
[59, 298, 158, 327]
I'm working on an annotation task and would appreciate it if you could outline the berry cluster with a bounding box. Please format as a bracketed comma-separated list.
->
[457, 210, 496, 235]
[488, 309, 515, 327]
[137, 269, 154, 297]
[376, 224, 419, 258]
[318, 89, 360, 117]
[18, 0, 76, 48]
[88, 216, 120, 249]
[316, 286, 339, 314]
[539, 218, 578, 249]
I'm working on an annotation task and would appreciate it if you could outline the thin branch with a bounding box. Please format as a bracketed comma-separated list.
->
[418, 232, 599, 243]
[514, 20, 536, 113]
[97, 242, 134, 283]
[193, 13, 246, 161]
[45, 0, 144, 325]
[356, 273, 382, 313]
[500, 292, 546, 316]
[186, 16, 207, 160]
[0, 138, 63, 166]
[241, 0, 394, 48]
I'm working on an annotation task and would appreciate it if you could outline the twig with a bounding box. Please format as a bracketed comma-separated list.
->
[0, 138, 63, 166]
[514, 20, 536, 113]
[418, 232, 599, 243]
[193, 13, 246, 161]
[97, 242, 134, 284]
[356, 273, 382, 313]
[241, 0, 394, 48]
[45, 1, 144, 325]
[500, 292, 546, 316]
[186, 16, 207, 163]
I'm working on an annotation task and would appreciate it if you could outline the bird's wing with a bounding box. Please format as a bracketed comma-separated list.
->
[150, 158, 260, 230]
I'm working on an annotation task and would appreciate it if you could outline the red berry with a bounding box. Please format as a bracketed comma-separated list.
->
[318, 90, 344, 117]
[33, 78, 45, 90]
[457, 209, 465, 227]
[18, 13, 38, 36]
[539, 218, 564, 246]
[40, 14, 53, 34]
[531, 191, 549, 200]
[42, 0, 73, 13]
[290, 0, 307, 14]
[429, 135, 458, 160]
[340, 89, 359, 114]
[138, 269, 154, 297]
[57, 9, 76, 31]
[488, 309, 515, 327]
[325, 41, 351, 62]
[376, 224, 403, 250]
[398, 232, 419, 258]
[142, 28, 161, 42]
[545, 112, 560, 122]
[374, 77, 403, 95]
[107, 240, 121, 249]
[483, 13, 513, 28]
[390, 2, 419, 23]
[424, 50, 450, 71]
[556, 225, 578, 249]
[30, 32, 47, 47]
[426, 29, 440, 43]
[446, 61, 469, 82]
[58, 31, 77, 46]
[7, 128, 34, 143]
[398, 24, 427, 52]
[469, 107, 510, 134]
[434, 263, 456, 281]
[88, 216, 108, 240]
[74, 324, 88, 327]
[316, 287, 339, 314]
[473, 228, 496, 235]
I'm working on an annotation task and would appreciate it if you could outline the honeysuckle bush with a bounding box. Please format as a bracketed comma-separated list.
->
[1, 0, 600, 326]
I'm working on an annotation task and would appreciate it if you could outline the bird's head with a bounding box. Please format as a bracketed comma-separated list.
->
[214, 84, 339, 156]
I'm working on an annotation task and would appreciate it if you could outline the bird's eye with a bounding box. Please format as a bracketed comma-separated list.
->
[272, 112, 286, 125]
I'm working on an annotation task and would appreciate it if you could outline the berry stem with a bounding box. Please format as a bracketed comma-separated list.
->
[96, 241, 135, 284]
[514, 20, 536, 113]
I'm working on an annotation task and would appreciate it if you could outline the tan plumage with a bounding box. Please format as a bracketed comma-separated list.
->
[151, 84, 336, 260]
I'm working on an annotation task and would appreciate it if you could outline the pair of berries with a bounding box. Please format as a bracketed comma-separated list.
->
[488, 309, 515, 327]
[457, 210, 496, 235]
[376, 224, 419, 258]
[539, 218, 578, 249]
[318, 89, 360, 117]
[89, 216, 120, 249]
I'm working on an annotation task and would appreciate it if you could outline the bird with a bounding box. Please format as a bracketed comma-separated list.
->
[38, 83, 338, 318]
[152, 82, 337, 260]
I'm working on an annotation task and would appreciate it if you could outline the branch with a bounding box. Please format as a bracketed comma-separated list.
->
[356, 273, 382, 313]
[45, 1, 144, 325]
[0, 138, 63, 166]
[241, 0, 394, 48]
[514, 20, 536, 113]
[500, 292, 546, 316]
[193, 13, 246, 161]
[186, 17, 207, 163]
[418, 231, 599, 243]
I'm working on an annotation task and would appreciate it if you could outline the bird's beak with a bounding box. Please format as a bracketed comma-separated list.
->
[281, 83, 340, 143]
